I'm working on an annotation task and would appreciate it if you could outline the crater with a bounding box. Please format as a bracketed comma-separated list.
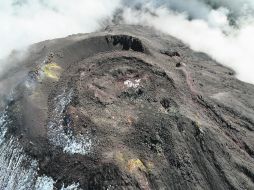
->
[106, 35, 147, 53]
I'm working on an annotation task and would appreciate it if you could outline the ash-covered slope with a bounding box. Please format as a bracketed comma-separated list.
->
[0, 25, 254, 190]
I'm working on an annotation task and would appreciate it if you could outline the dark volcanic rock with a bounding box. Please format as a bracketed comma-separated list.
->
[1, 25, 254, 190]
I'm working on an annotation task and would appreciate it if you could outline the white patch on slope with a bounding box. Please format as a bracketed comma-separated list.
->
[61, 183, 81, 190]
[35, 175, 55, 190]
[35, 176, 81, 190]
[0, 138, 38, 190]
[63, 134, 92, 155]
[0, 109, 82, 190]
[48, 89, 92, 155]
[124, 79, 141, 88]
[0, 108, 9, 144]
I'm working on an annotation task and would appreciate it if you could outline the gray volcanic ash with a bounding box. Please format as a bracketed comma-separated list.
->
[0, 25, 253, 190]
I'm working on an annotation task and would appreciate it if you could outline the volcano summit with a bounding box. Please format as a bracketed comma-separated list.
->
[0, 25, 254, 190]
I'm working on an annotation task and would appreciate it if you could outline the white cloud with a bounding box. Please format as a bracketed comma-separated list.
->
[1, 0, 254, 84]
[121, 2, 254, 84]
[0, 0, 121, 58]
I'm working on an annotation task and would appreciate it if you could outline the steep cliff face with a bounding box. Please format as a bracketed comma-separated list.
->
[0, 25, 254, 190]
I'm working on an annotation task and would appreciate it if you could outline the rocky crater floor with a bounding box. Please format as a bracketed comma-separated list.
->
[0, 25, 254, 190]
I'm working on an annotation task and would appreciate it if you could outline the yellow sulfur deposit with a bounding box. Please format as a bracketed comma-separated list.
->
[42, 63, 62, 80]
[127, 159, 146, 173]
[113, 152, 152, 188]
[114, 151, 153, 174]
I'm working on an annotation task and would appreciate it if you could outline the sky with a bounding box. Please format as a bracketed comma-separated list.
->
[0, 0, 254, 84]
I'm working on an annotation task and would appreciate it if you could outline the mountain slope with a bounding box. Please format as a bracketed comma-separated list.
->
[0, 25, 254, 190]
